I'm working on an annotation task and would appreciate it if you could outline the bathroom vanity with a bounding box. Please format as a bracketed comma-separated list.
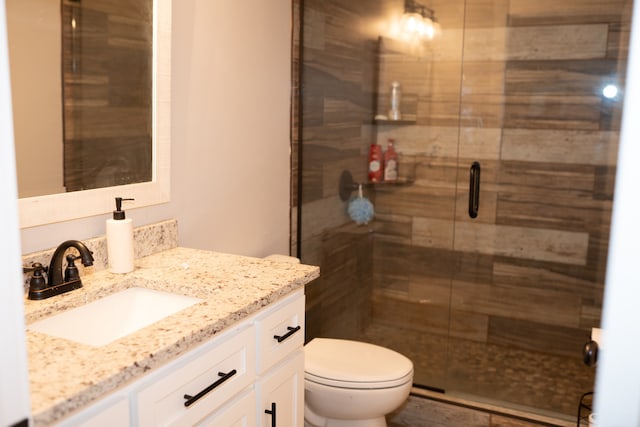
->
[23, 246, 319, 427]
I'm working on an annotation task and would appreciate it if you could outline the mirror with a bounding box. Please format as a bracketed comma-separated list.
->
[8, 0, 171, 228]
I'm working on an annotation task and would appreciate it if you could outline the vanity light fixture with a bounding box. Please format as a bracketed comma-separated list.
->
[401, 0, 440, 41]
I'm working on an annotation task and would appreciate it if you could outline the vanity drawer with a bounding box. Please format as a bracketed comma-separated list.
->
[136, 326, 256, 427]
[198, 388, 256, 427]
[255, 291, 305, 374]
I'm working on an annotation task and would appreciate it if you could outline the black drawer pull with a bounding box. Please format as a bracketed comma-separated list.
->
[265, 402, 277, 427]
[468, 161, 481, 219]
[183, 369, 237, 407]
[273, 325, 301, 343]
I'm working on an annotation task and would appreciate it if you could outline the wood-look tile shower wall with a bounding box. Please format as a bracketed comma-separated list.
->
[295, 0, 629, 375]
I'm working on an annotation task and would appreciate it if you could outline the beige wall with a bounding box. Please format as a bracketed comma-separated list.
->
[19, 0, 292, 258]
[170, 0, 292, 256]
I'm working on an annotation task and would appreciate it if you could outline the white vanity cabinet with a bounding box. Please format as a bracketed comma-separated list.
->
[255, 291, 305, 427]
[53, 290, 305, 427]
[56, 395, 130, 427]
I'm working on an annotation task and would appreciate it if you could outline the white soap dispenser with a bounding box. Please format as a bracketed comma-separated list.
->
[106, 197, 135, 273]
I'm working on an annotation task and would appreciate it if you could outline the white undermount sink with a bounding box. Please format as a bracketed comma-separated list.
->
[28, 287, 203, 347]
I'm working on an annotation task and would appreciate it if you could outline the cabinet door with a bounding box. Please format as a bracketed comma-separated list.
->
[198, 389, 256, 427]
[257, 351, 304, 427]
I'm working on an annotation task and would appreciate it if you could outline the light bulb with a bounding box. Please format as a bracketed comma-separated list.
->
[420, 18, 434, 39]
[602, 84, 618, 99]
[402, 13, 423, 35]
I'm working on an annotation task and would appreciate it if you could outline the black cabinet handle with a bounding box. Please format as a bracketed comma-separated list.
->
[183, 369, 237, 407]
[273, 325, 301, 343]
[468, 162, 481, 219]
[265, 402, 277, 427]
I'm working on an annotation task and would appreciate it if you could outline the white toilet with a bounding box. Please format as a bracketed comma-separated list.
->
[263, 255, 414, 426]
[304, 338, 414, 427]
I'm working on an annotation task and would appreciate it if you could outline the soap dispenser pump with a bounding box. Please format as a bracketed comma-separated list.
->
[106, 197, 135, 273]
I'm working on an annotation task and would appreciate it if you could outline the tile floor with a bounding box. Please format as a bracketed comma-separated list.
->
[362, 322, 594, 420]
[387, 393, 585, 427]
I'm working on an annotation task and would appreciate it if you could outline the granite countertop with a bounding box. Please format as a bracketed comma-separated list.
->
[23, 247, 319, 427]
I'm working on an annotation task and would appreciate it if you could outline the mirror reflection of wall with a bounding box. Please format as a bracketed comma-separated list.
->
[7, 0, 153, 198]
[7, 0, 64, 197]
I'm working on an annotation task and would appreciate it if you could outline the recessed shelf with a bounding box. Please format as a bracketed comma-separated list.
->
[372, 119, 417, 125]
[339, 170, 414, 201]
[360, 178, 413, 186]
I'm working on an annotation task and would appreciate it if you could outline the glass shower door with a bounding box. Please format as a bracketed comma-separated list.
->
[367, 25, 466, 389]
[445, 0, 628, 417]
[296, 0, 466, 392]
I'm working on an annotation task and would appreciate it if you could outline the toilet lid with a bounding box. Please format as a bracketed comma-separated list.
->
[304, 338, 413, 388]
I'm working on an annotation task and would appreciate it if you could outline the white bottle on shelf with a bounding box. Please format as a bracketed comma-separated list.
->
[389, 81, 402, 120]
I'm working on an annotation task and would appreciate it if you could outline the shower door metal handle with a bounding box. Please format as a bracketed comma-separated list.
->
[468, 162, 481, 219]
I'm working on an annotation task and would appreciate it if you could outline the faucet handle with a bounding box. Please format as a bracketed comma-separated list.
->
[64, 254, 81, 283]
[23, 263, 48, 293]
[23, 262, 47, 274]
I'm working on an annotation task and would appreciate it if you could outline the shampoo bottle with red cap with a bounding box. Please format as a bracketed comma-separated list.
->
[368, 143, 384, 182]
[106, 197, 135, 273]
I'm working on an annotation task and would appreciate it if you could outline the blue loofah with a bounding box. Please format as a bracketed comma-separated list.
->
[347, 185, 374, 225]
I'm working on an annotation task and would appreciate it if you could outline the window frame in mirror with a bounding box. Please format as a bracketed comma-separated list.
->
[18, 0, 171, 229]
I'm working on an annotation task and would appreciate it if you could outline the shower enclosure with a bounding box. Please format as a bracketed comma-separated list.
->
[293, 0, 631, 419]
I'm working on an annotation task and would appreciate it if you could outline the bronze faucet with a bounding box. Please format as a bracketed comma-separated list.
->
[24, 240, 94, 300]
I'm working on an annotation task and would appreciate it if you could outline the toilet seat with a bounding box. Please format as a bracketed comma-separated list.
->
[305, 370, 413, 389]
[304, 338, 414, 389]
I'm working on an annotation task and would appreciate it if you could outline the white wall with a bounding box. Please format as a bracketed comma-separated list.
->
[593, 0, 640, 424]
[0, 0, 31, 423]
[19, 0, 292, 258]
[170, 0, 291, 257]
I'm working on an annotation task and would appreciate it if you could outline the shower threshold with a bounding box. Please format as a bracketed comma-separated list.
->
[405, 387, 577, 427]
